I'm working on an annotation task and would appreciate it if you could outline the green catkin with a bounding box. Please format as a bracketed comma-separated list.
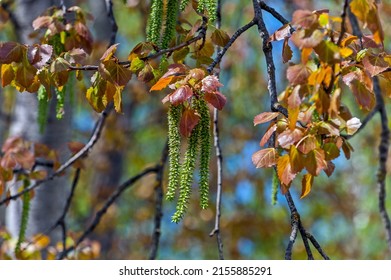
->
[15, 180, 30, 257]
[166, 105, 182, 201]
[206, 0, 217, 22]
[272, 168, 279, 205]
[172, 118, 200, 223]
[194, 98, 210, 209]
[147, 0, 164, 46]
[37, 85, 49, 134]
[55, 86, 65, 119]
[161, 0, 179, 49]
[180, 0, 190, 11]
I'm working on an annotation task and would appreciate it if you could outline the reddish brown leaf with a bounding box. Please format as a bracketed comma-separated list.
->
[260, 124, 277, 147]
[27, 44, 53, 69]
[292, 10, 317, 28]
[170, 85, 193, 106]
[252, 148, 278, 168]
[32, 16, 52, 30]
[204, 91, 226, 110]
[0, 42, 24, 64]
[287, 64, 311, 85]
[305, 149, 327, 176]
[350, 80, 375, 111]
[269, 24, 291, 42]
[100, 43, 119, 62]
[137, 64, 154, 83]
[301, 174, 314, 198]
[16, 62, 37, 89]
[282, 38, 293, 63]
[342, 140, 354, 159]
[100, 60, 132, 87]
[253, 112, 280, 126]
[277, 154, 297, 186]
[324, 161, 335, 177]
[277, 128, 303, 148]
[291, 29, 324, 49]
[362, 54, 389, 77]
[67, 48, 87, 64]
[180, 108, 200, 137]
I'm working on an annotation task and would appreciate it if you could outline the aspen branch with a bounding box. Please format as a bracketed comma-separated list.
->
[149, 142, 169, 260]
[208, 0, 224, 260]
[57, 166, 159, 259]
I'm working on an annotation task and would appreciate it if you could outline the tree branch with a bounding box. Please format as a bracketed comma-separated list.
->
[337, 0, 350, 46]
[149, 142, 169, 260]
[0, 104, 113, 206]
[208, 0, 224, 260]
[105, 0, 118, 47]
[259, 1, 290, 25]
[57, 166, 159, 259]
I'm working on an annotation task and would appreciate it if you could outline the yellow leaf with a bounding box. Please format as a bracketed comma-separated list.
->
[301, 174, 313, 198]
[277, 154, 297, 186]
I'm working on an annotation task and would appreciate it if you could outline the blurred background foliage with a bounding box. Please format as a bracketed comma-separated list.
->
[1, 0, 391, 259]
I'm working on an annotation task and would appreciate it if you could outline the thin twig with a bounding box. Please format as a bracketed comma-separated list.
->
[207, 19, 256, 74]
[0, 104, 113, 206]
[259, 1, 290, 25]
[105, 0, 118, 47]
[208, 0, 224, 260]
[57, 166, 159, 259]
[68, 18, 208, 71]
[149, 142, 169, 260]
[337, 0, 350, 46]
[306, 231, 330, 259]
[298, 223, 314, 260]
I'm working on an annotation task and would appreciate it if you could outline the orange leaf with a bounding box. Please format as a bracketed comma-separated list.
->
[150, 76, 174, 91]
[301, 174, 313, 198]
[277, 154, 297, 186]
[252, 148, 278, 168]
[253, 112, 280, 126]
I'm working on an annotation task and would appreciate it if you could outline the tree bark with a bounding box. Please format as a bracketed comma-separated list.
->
[5, 0, 72, 245]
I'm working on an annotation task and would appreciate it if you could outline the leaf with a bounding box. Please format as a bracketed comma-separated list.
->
[269, 24, 291, 42]
[30, 170, 47, 180]
[292, 10, 318, 28]
[342, 140, 354, 159]
[67, 48, 87, 64]
[180, 108, 200, 137]
[253, 112, 280, 126]
[277, 128, 303, 148]
[287, 64, 311, 85]
[260, 124, 277, 147]
[282, 38, 293, 63]
[287, 86, 301, 130]
[290, 145, 304, 173]
[100, 43, 119, 62]
[32, 16, 52, 30]
[173, 46, 190, 63]
[301, 174, 314, 198]
[291, 29, 324, 49]
[211, 29, 230, 47]
[50, 57, 71, 73]
[129, 57, 145, 73]
[1, 64, 15, 87]
[346, 117, 362, 135]
[169, 85, 193, 106]
[319, 121, 340, 136]
[137, 64, 154, 83]
[314, 41, 341, 64]
[350, 80, 375, 111]
[16, 62, 37, 89]
[362, 54, 389, 77]
[324, 161, 335, 177]
[277, 154, 297, 186]
[349, 0, 371, 23]
[27, 44, 53, 69]
[323, 143, 340, 161]
[204, 91, 226, 110]
[305, 149, 327, 176]
[0, 42, 24, 64]
[150, 76, 175, 91]
[252, 148, 278, 168]
[99, 60, 132, 87]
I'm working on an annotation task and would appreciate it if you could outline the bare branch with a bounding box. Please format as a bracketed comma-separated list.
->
[207, 19, 256, 74]
[57, 166, 159, 259]
[259, 1, 290, 25]
[105, 0, 118, 47]
[0, 104, 113, 206]
[149, 142, 169, 260]
[337, 0, 350, 46]
[208, 0, 224, 260]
